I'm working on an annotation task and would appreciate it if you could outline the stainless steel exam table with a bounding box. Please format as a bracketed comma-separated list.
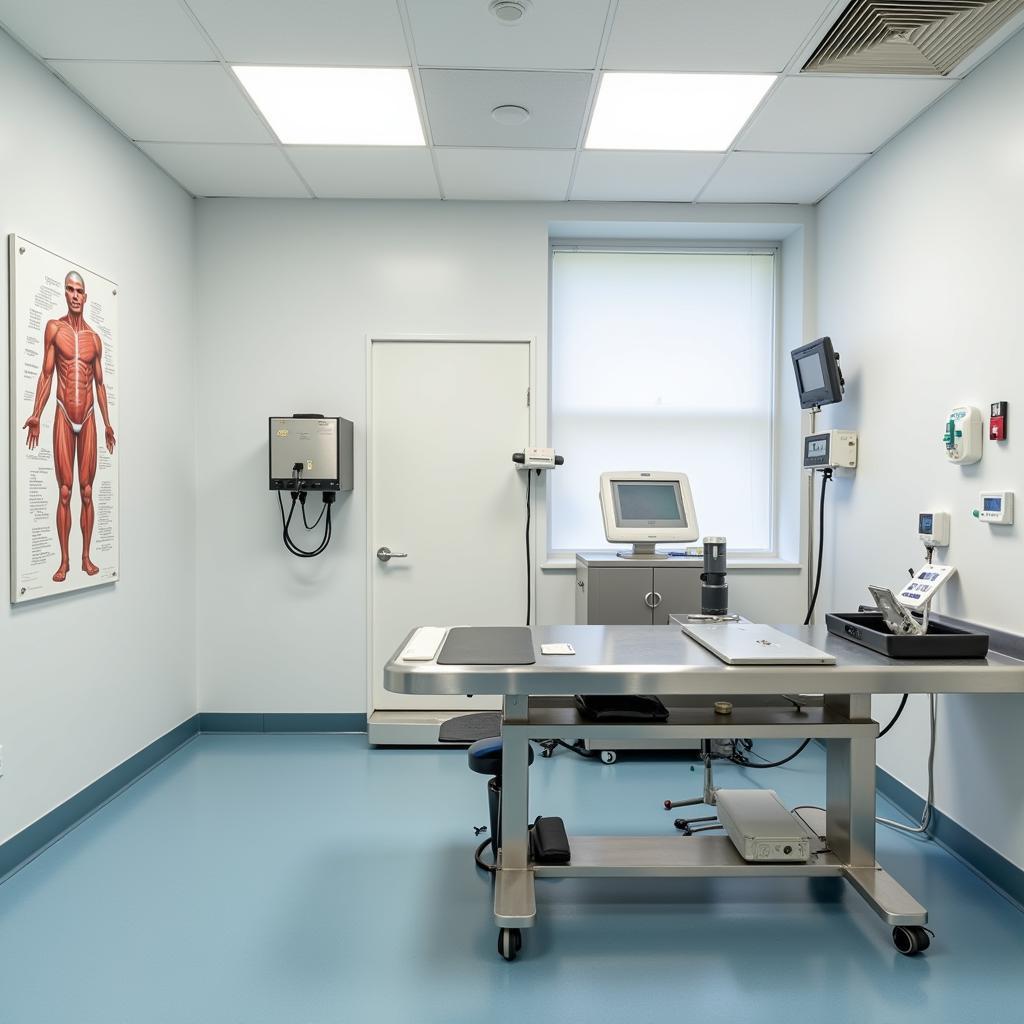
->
[384, 624, 1024, 960]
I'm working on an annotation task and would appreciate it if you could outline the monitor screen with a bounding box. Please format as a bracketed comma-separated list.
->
[612, 481, 686, 527]
[797, 353, 825, 393]
[984, 496, 1002, 512]
[791, 336, 843, 409]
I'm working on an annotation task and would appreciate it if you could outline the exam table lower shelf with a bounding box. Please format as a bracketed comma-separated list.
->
[492, 835, 928, 961]
[531, 835, 840, 876]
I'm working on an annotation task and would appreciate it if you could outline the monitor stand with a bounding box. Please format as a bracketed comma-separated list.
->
[616, 543, 668, 560]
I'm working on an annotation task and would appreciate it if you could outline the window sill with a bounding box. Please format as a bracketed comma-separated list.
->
[541, 555, 803, 572]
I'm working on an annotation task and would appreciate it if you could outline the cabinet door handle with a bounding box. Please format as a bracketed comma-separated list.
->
[644, 591, 662, 609]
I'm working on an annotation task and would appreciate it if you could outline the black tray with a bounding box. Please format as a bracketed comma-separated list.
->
[826, 613, 989, 659]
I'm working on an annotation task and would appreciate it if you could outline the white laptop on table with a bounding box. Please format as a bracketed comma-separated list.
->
[680, 622, 836, 666]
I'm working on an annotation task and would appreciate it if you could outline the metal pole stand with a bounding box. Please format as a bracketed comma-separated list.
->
[663, 739, 721, 833]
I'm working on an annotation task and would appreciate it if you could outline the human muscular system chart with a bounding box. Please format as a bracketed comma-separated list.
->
[23, 272, 116, 582]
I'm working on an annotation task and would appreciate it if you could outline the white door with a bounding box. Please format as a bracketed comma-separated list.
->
[370, 339, 531, 711]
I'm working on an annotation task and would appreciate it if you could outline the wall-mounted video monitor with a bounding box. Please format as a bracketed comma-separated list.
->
[791, 336, 845, 409]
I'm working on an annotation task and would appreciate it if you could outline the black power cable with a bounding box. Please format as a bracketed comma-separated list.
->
[278, 490, 334, 557]
[301, 494, 328, 530]
[525, 469, 532, 626]
[878, 694, 909, 738]
[730, 737, 811, 769]
[804, 468, 833, 625]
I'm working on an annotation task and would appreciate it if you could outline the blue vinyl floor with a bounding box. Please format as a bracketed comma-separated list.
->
[0, 734, 1022, 1024]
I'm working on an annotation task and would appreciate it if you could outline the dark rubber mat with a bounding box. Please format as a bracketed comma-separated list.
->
[437, 626, 535, 665]
[438, 711, 503, 743]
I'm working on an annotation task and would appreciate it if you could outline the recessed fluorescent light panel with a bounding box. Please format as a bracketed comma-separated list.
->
[586, 73, 775, 152]
[234, 67, 425, 145]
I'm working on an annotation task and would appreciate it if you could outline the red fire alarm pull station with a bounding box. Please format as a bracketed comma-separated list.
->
[990, 402, 1008, 441]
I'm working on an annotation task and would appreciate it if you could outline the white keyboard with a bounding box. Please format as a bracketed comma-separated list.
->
[400, 627, 447, 662]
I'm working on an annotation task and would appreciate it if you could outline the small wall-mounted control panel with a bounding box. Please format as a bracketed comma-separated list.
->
[943, 406, 983, 465]
[989, 402, 1008, 441]
[973, 491, 1014, 525]
[802, 430, 857, 470]
[918, 512, 950, 548]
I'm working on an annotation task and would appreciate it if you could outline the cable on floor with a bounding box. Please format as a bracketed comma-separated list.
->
[876, 693, 937, 836]
[475, 837, 496, 873]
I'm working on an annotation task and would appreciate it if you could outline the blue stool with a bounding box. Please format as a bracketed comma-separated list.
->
[468, 736, 534, 864]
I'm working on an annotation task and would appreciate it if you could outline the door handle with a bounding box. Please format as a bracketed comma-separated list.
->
[376, 546, 408, 563]
[644, 591, 662, 609]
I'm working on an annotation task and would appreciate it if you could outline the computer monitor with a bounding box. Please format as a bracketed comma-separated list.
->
[791, 336, 844, 409]
[599, 471, 699, 559]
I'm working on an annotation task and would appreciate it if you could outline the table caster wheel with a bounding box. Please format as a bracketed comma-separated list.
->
[498, 928, 522, 961]
[892, 925, 931, 956]
[600, 750, 617, 765]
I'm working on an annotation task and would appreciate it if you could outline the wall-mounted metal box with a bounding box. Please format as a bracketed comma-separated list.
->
[269, 415, 353, 492]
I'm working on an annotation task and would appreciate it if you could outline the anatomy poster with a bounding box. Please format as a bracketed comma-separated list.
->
[9, 236, 119, 603]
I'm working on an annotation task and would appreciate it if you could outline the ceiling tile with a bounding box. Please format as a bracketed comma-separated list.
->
[605, 0, 837, 72]
[286, 147, 439, 199]
[422, 70, 590, 148]
[407, 0, 611, 70]
[435, 149, 574, 200]
[699, 151, 868, 204]
[571, 151, 722, 201]
[137, 143, 308, 197]
[737, 76, 954, 153]
[50, 61, 272, 143]
[0, 0, 214, 60]
[183, 0, 410, 65]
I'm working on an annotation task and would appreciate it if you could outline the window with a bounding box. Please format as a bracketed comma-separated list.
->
[549, 248, 777, 555]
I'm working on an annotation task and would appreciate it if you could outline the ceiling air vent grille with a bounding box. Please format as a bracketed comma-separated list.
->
[803, 0, 1024, 75]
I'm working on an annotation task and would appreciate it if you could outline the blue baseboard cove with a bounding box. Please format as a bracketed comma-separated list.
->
[198, 713, 367, 733]
[876, 765, 1024, 911]
[0, 714, 201, 884]
[0, 712, 368, 886]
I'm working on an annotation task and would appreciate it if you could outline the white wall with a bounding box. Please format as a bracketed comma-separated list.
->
[0, 30, 197, 844]
[195, 200, 814, 713]
[817, 29, 1024, 867]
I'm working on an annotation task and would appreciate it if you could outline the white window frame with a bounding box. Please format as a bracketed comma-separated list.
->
[546, 241, 782, 562]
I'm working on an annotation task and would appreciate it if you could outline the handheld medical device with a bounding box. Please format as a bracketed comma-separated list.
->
[598, 471, 698, 560]
[897, 563, 956, 608]
[791, 336, 845, 409]
[869, 586, 926, 637]
[802, 429, 858, 470]
[715, 789, 812, 863]
[943, 405, 982, 465]
[700, 536, 728, 615]
[918, 512, 950, 550]
[974, 491, 1014, 525]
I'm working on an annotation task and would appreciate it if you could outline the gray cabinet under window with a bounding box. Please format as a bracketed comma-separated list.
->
[574, 553, 703, 625]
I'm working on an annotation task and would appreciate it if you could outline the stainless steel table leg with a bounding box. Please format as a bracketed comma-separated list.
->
[825, 694, 877, 867]
[495, 695, 537, 928]
[826, 694, 928, 929]
[843, 865, 928, 926]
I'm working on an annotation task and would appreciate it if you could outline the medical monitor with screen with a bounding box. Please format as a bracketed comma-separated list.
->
[599, 471, 699, 559]
[791, 336, 845, 409]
